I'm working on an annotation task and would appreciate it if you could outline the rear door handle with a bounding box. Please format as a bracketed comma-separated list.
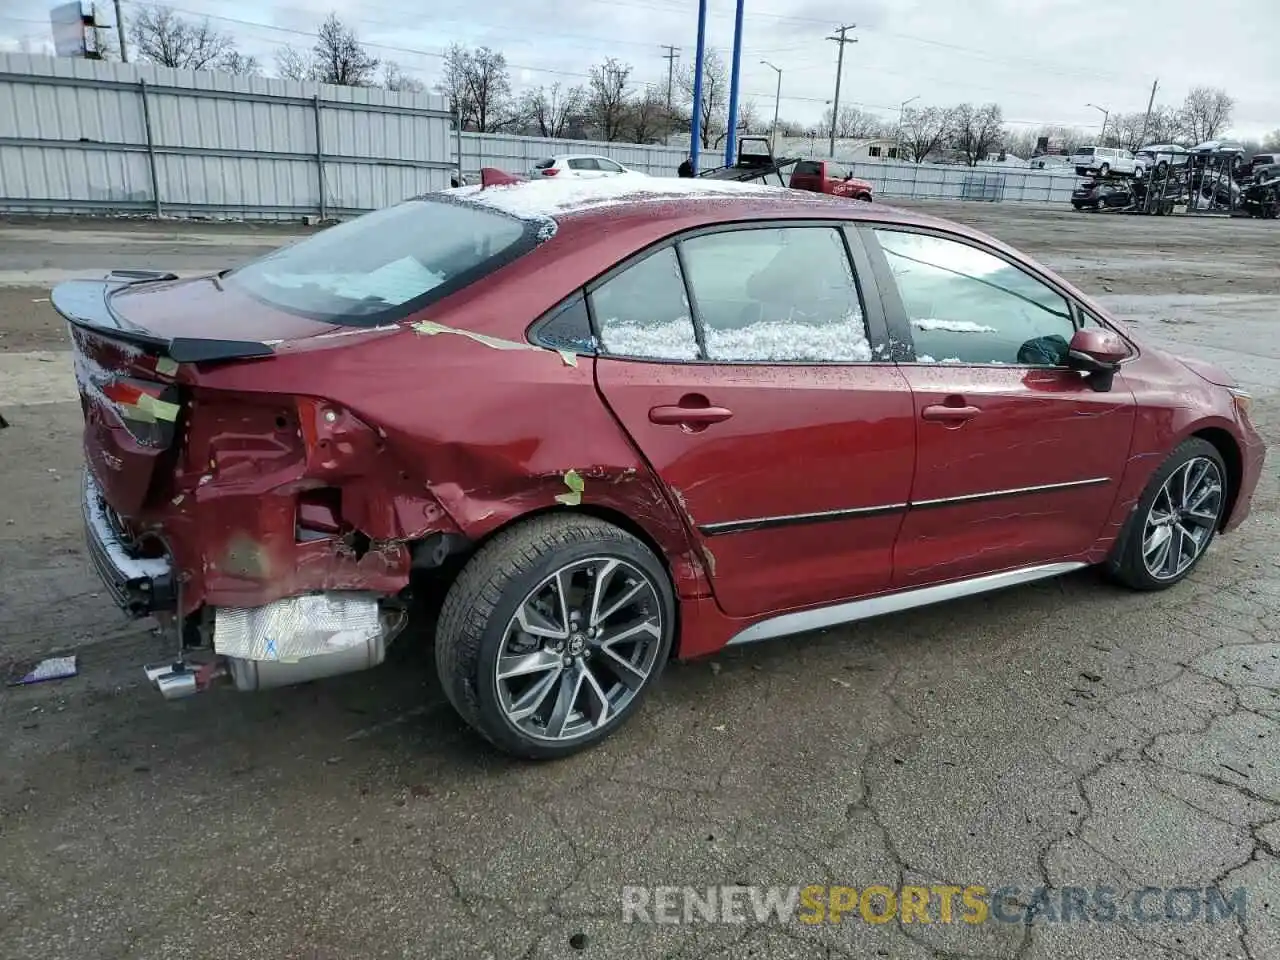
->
[922, 404, 981, 422]
[649, 404, 734, 426]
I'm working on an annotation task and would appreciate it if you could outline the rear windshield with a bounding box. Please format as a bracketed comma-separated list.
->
[793, 160, 822, 176]
[534, 158, 556, 169]
[1076, 146, 1096, 155]
[224, 198, 537, 326]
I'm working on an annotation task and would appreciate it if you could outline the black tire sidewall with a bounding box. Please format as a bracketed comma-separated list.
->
[459, 523, 675, 758]
[1112, 438, 1228, 590]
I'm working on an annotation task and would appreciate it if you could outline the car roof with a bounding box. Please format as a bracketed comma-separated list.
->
[449, 175, 935, 232]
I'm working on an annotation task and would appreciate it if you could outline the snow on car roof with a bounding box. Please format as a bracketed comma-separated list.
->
[449, 174, 818, 224]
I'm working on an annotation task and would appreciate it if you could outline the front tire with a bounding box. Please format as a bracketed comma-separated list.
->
[1107, 439, 1228, 591]
[435, 514, 675, 758]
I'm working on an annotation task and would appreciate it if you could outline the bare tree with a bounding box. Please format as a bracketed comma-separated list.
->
[775, 118, 807, 137]
[1176, 87, 1234, 143]
[735, 98, 762, 134]
[275, 46, 312, 81]
[1105, 111, 1150, 151]
[1264, 129, 1280, 151]
[437, 45, 513, 133]
[128, 3, 257, 73]
[900, 105, 953, 163]
[822, 104, 886, 139]
[624, 87, 672, 143]
[311, 14, 378, 86]
[275, 14, 377, 86]
[588, 57, 633, 142]
[382, 61, 424, 93]
[677, 47, 730, 148]
[950, 103, 1004, 165]
[519, 83, 585, 139]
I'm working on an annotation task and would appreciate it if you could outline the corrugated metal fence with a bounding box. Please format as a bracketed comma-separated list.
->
[842, 159, 1078, 203]
[0, 53, 455, 218]
[0, 54, 1077, 218]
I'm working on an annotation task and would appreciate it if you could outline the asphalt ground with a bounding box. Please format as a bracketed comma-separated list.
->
[1, 203, 1277, 960]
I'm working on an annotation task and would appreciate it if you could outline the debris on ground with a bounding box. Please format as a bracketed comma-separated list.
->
[8, 655, 78, 686]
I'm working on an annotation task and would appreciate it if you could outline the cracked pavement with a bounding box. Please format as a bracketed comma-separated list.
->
[0, 206, 1277, 960]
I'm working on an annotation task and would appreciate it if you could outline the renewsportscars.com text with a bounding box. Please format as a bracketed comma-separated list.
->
[621, 884, 1248, 925]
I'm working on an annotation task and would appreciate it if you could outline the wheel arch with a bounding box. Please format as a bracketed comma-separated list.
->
[1190, 426, 1243, 530]
[412, 500, 694, 652]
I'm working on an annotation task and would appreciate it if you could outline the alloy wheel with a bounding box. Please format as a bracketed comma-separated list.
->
[1141, 456, 1224, 581]
[494, 557, 664, 742]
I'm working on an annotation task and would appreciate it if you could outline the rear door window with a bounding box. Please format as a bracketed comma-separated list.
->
[678, 226, 871, 362]
[589, 247, 699, 360]
[568, 157, 600, 170]
[793, 160, 822, 177]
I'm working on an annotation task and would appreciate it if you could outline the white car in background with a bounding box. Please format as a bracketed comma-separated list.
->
[1070, 145, 1144, 178]
[1135, 143, 1189, 175]
[529, 154, 644, 179]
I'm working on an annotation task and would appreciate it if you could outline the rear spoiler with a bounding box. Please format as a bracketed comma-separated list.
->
[51, 270, 276, 364]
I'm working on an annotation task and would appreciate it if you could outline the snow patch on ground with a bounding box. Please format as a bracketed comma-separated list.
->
[911, 318, 997, 334]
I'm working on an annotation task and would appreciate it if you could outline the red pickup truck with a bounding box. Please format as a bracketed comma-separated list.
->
[789, 159, 874, 201]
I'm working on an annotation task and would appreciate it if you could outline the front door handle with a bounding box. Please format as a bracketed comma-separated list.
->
[649, 404, 734, 426]
[922, 404, 981, 422]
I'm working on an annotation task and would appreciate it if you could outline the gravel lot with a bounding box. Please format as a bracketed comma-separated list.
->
[1, 204, 1277, 960]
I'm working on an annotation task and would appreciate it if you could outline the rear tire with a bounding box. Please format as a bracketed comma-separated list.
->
[434, 514, 675, 759]
[1106, 439, 1229, 591]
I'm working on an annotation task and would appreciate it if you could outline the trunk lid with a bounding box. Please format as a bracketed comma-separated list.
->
[55, 271, 334, 515]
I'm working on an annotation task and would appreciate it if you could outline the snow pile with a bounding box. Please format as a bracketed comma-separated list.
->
[915, 355, 964, 364]
[705, 314, 872, 363]
[911, 318, 997, 334]
[454, 175, 816, 224]
[599, 317, 700, 360]
[597, 311, 874, 364]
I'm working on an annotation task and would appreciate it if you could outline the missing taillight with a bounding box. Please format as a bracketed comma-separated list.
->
[101, 377, 181, 447]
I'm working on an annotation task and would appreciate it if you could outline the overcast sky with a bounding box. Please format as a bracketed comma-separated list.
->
[1, 0, 1275, 138]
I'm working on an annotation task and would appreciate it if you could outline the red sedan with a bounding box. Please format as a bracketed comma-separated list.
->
[59, 171, 1264, 758]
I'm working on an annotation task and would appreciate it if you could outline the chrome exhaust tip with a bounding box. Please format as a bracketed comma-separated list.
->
[143, 661, 223, 699]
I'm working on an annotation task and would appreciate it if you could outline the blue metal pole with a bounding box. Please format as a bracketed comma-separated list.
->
[690, 0, 708, 174]
[724, 0, 746, 166]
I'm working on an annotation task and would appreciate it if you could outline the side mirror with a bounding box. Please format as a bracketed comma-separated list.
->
[1066, 327, 1128, 392]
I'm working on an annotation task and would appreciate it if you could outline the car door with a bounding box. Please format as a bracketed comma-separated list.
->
[861, 226, 1138, 589]
[591, 221, 917, 619]
[567, 157, 603, 179]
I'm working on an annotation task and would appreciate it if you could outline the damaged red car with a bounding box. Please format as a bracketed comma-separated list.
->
[59, 171, 1265, 758]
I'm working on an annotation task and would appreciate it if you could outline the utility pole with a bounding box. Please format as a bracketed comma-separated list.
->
[1138, 78, 1159, 147]
[827, 24, 857, 158]
[761, 60, 782, 156]
[114, 0, 129, 62]
[661, 45, 678, 110]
